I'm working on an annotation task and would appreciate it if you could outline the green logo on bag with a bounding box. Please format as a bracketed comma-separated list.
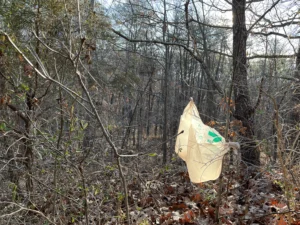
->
[208, 131, 222, 143]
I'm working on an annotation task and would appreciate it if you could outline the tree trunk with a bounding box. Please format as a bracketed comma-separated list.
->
[291, 46, 300, 122]
[162, 0, 169, 164]
[162, 45, 169, 164]
[289, 46, 300, 161]
[232, 0, 260, 166]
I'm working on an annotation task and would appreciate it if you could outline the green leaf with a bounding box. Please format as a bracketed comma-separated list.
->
[19, 83, 30, 91]
[148, 153, 157, 157]
[0, 35, 5, 42]
[80, 120, 88, 130]
[0, 122, 6, 131]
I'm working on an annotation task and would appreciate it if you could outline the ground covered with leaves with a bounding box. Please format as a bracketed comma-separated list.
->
[1, 142, 300, 225]
[117, 157, 300, 225]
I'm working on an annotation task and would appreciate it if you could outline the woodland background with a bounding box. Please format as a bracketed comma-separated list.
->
[0, 0, 299, 224]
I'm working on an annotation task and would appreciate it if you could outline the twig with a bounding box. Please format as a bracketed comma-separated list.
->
[252, 209, 297, 219]
[112, 29, 224, 95]
[73, 67, 131, 224]
[0, 202, 56, 224]
[0, 157, 27, 172]
[78, 164, 89, 225]
[1, 30, 94, 115]
[137, 130, 184, 156]
[262, 90, 292, 223]
[247, 0, 281, 32]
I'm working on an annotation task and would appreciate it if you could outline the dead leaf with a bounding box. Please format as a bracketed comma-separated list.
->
[164, 185, 175, 194]
[190, 194, 202, 202]
[169, 203, 188, 211]
[277, 216, 287, 225]
[208, 206, 215, 219]
[270, 198, 278, 205]
[179, 210, 195, 223]
[206, 120, 216, 127]
[159, 212, 172, 223]
[239, 127, 247, 135]
[24, 64, 33, 77]
[17, 53, 24, 62]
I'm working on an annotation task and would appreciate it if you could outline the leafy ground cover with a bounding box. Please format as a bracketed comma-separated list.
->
[1, 139, 300, 225]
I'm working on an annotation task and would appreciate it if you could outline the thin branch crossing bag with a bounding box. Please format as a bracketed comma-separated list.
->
[175, 100, 239, 183]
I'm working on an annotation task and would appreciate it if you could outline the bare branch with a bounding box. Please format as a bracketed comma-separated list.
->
[247, 54, 297, 59]
[0, 31, 47, 79]
[188, 17, 299, 40]
[246, 0, 263, 3]
[247, 0, 281, 32]
[32, 31, 68, 58]
[6, 103, 29, 123]
[0, 30, 92, 107]
[73, 66, 131, 223]
[189, 19, 232, 29]
[112, 29, 224, 95]
[198, 47, 232, 57]
[0, 202, 55, 225]
[250, 31, 300, 39]
[0, 157, 27, 172]
[265, 21, 300, 28]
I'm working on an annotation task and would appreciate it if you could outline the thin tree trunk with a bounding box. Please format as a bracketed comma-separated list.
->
[162, 0, 169, 164]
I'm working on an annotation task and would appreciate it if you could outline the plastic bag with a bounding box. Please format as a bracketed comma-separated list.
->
[175, 99, 239, 183]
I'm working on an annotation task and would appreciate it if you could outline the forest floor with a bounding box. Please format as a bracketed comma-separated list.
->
[83, 136, 300, 225]
[115, 154, 300, 225]
[1, 139, 300, 225]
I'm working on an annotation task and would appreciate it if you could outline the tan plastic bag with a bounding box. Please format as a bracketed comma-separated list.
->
[175, 100, 239, 183]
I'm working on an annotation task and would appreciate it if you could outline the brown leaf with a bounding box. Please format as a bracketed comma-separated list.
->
[239, 126, 247, 135]
[291, 221, 300, 225]
[179, 210, 195, 224]
[221, 217, 233, 225]
[169, 203, 188, 211]
[277, 216, 287, 225]
[17, 53, 24, 62]
[24, 64, 33, 77]
[0, 97, 5, 105]
[179, 172, 190, 182]
[164, 185, 175, 194]
[206, 120, 216, 127]
[190, 194, 202, 202]
[159, 212, 172, 223]
[140, 197, 154, 207]
[208, 206, 215, 218]
[230, 131, 236, 137]
[270, 198, 278, 205]
[0, 95, 10, 105]
[197, 183, 205, 188]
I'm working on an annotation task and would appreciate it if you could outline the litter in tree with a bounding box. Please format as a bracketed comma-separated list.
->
[175, 99, 240, 183]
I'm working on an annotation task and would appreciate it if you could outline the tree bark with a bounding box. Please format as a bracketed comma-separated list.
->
[232, 0, 260, 166]
[289, 46, 300, 160]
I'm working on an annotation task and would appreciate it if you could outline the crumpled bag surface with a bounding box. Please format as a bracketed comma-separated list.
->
[175, 100, 238, 183]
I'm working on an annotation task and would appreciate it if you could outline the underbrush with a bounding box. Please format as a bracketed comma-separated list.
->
[0, 138, 300, 225]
